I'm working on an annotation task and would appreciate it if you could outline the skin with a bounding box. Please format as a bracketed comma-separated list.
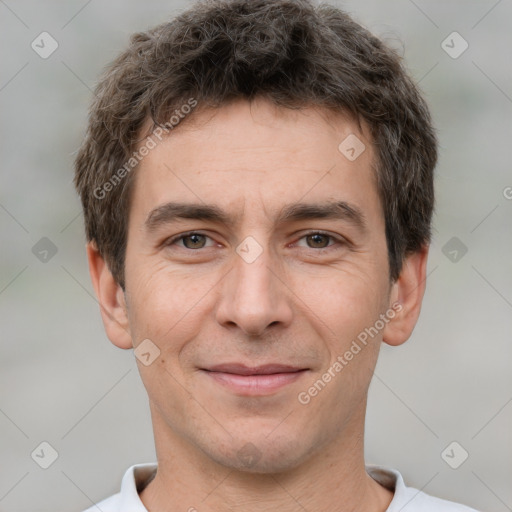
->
[88, 97, 428, 511]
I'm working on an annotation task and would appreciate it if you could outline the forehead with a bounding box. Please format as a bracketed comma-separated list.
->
[130, 99, 382, 230]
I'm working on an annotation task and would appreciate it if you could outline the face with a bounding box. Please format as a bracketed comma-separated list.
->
[121, 98, 394, 472]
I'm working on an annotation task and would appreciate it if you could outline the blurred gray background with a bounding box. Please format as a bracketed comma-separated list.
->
[1, 0, 511, 510]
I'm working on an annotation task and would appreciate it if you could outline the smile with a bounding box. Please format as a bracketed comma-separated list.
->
[201, 364, 309, 395]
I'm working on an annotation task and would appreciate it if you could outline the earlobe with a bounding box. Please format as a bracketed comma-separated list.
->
[382, 245, 429, 347]
[86, 242, 133, 350]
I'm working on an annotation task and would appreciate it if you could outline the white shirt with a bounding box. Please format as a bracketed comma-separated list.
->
[83, 463, 480, 511]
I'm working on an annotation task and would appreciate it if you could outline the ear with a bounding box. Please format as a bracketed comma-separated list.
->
[382, 244, 429, 347]
[86, 241, 133, 349]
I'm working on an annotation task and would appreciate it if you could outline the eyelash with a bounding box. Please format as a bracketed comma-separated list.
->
[164, 230, 345, 252]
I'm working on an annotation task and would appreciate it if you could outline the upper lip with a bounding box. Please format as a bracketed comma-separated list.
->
[203, 364, 307, 376]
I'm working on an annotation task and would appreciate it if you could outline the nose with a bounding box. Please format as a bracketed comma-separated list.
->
[215, 241, 293, 337]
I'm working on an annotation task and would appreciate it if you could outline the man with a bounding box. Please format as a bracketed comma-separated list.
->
[75, 0, 479, 510]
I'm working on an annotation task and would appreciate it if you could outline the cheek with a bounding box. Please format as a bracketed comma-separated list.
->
[125, 261, 204, 347]
[296, 336, 379, 435]
[297, 266, 386, 343]
[309, 269, 387, 404]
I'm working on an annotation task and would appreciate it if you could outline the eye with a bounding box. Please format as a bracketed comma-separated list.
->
[165, 232, 215, 250]
[164, 230, 346, 252]
[295, 231, 343, 251]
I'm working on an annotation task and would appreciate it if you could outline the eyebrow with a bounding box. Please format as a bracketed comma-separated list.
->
[144, 200, 367, 234]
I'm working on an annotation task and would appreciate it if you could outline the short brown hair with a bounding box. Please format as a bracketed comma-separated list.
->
[74, 0, 437, 289]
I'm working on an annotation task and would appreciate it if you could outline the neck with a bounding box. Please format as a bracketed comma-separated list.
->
[140, 404, 393, 512]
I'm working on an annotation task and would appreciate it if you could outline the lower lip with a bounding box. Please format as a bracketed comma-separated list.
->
[203, 370, 307, 395]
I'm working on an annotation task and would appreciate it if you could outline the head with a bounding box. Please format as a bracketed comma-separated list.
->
[75, 0, 436, 473]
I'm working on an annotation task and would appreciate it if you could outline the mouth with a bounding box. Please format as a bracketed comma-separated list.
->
[200, 363, 309, 395]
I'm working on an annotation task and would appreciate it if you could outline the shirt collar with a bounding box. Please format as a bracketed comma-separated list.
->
[117, 462, 404, 510]
[118, 462, 157, 511]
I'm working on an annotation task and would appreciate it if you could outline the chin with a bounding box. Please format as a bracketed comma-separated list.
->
[204, 432, 313, 474]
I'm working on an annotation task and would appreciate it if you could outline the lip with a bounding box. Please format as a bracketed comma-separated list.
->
[201, 364, 309, 395]
[206, 363, 305, 375]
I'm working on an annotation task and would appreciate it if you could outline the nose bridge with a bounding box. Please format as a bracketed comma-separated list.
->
[216, 236, 291, 336]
